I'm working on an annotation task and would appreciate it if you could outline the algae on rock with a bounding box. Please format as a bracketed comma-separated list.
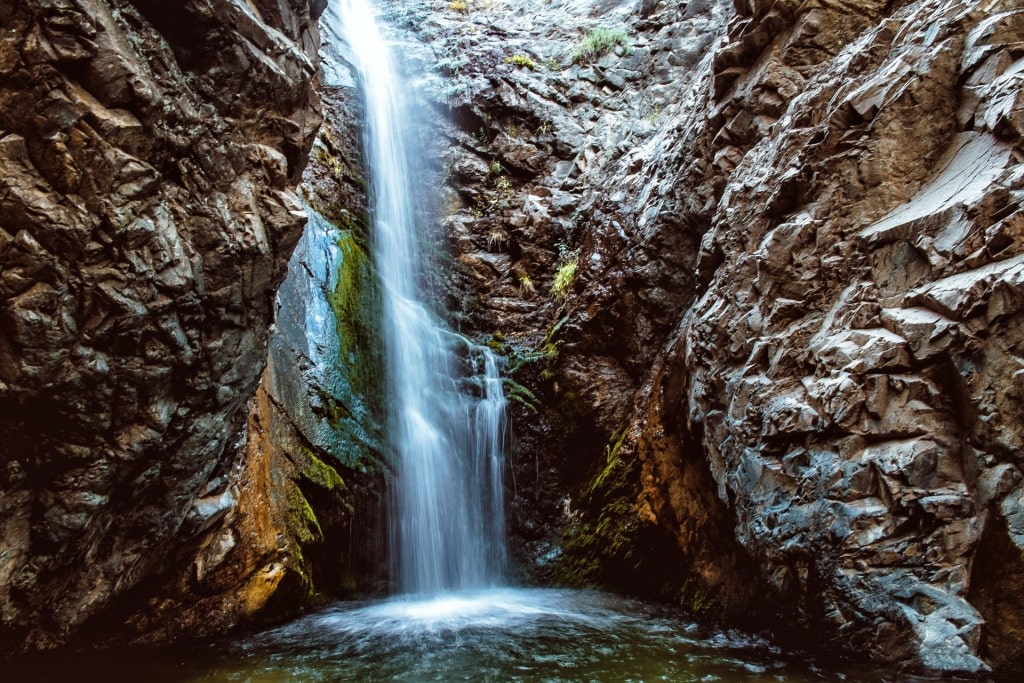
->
[552, 426, 703, 615]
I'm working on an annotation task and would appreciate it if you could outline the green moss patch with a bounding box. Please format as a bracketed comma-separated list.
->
[329, 231, 384, 402]
[287, 481, 324, 546]
[553, 427, 640, 588]
[504, 54, 539, 70]
[301, 447, 346, 492]
[551, 427, 719, 615]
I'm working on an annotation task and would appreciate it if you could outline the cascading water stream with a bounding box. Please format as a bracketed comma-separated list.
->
[333, 0, 507, 595]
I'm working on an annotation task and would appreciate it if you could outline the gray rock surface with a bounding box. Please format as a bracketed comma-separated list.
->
[669, 0, 1024, 672]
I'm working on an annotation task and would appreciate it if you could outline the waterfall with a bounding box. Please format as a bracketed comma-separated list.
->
[331, 0, 507, 594]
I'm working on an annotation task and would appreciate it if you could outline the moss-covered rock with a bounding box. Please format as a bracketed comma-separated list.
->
[554, 428, 651, 589]
[300, 447, 348, 492]
[328, 230, 385, 427]
[550, 424, 732, 621]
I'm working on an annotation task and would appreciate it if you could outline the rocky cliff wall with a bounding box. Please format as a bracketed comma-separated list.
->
[0, 0, 325, 652]
[667, 0, 1024, 672]
[91, 70, 390, 645]
[389, 0, 1024, 673]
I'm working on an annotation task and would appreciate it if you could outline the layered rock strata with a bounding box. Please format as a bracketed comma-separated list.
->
[0, 0, 325, 652]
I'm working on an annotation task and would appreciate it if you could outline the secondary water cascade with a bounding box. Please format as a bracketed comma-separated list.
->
[335, 0, 507, 595]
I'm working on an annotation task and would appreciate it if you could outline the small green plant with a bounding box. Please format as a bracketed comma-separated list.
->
[503, 378, 539, 413]
[570, 207, 585, 227]
[504, 54, 538, 70]
[519, 274, 536, 296]
[479, 174, 515, 214]
[447, 0, 468, 13]
[488, 159, 503, 176]
[486, 229, 507, 250]
[571, 26, 630, 63]
[551, 255, 578, 300]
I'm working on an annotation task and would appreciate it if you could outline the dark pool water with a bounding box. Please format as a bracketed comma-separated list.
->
[4, 588, 937, 682]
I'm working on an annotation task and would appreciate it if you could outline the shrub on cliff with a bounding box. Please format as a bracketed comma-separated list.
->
[570, 27, 630, 63]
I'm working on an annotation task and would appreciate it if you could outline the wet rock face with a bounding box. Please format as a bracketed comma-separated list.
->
[0, 0, 323, 652]
[397, 0, 1024, 674]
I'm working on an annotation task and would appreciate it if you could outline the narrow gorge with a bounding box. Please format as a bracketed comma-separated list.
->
[2, 0, 1023, 679]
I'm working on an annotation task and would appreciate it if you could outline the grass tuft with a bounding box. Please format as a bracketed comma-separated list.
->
[570, 27, 630, 63]
[550, 256, 578, 300]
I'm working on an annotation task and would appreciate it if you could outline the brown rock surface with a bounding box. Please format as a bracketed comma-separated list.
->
[0, 0, 324, 652]
[109, 75, 390, 644]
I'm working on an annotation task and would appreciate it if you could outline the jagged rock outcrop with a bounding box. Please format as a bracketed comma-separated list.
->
[667, 0, 1024, 672]
[0, 0, 325, 652]
[391, 0, 1024, 673]
[111, 20, 391, 646]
